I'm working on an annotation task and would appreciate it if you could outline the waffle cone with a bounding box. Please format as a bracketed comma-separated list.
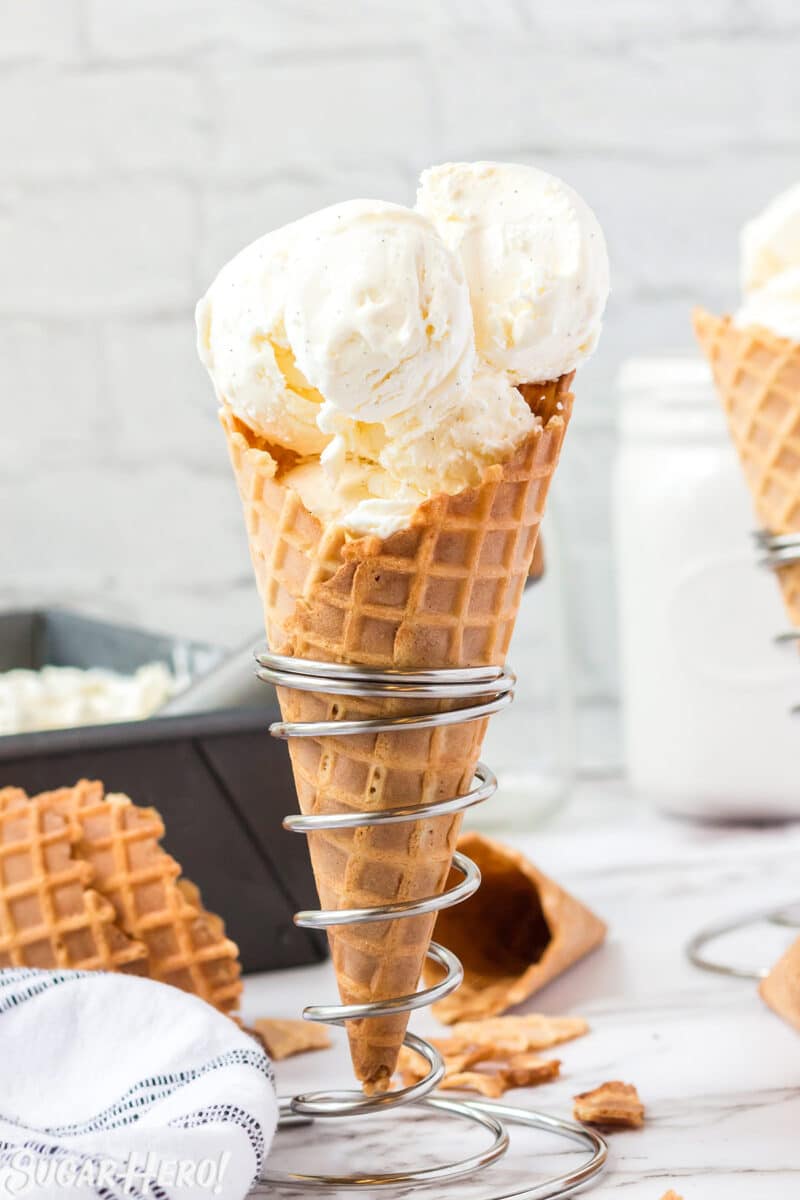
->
[222, 376, 574, 1092]
[0, 787, 147, 973]
[35, 780, 242, 1014]
[426, 832, 606, 1023]
[693, 309, 800, 627]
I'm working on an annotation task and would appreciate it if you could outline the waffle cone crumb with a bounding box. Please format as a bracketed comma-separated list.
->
[573, 1080, 645, 1129]
[250, 1017, 332, 1060]
[396, 1011, 579, 1097]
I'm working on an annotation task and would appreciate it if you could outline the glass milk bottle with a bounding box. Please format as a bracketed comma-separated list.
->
[468, 503, 577, 831]
[614, 356, 800, 820]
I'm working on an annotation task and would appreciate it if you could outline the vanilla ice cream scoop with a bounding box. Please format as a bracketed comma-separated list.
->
[196, 219, 328, 456]
[284, 200, 474, 425]
[736, 183, 800, 342]
[197, 164, 608, 539]
[736, 268, 800, 343]
[416, 161, 609, 384]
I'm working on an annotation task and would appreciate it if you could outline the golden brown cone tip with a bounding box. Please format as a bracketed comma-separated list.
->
[426, 831, 606, 1023]
[693, 307, 800, 629]
[223, 374, 576, 1091]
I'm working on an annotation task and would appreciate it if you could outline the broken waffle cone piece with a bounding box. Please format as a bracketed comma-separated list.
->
[573, 1080, 645, 1129]
[0, 787, 146, 973]
[426, 832, 606, 1022]
[250, 1017, 332, 1060]
[500, 1051, 563, 1089]
[442, 1012, 589, 1053]
[398, 1039, 561, 1098]
[759, 933, 800, 1031]
[397, 1011, 583, 1094]
[34, 780, 242, 1014]
[693, 309, 800, 629]
[222, 375, 575, 1092]
[442, 1053, 561, 1098]
[439, 1070, 508, 1099]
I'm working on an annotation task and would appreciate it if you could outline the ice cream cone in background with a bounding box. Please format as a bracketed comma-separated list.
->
[199, 161, 609, 1091]
[694, 183, 800, 629]
[222, 375, 573, 1090]
[694, 311, 800, 627]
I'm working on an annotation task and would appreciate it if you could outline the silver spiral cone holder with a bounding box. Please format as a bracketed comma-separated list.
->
[687, 530, 800, 980]
[255, 650, 607, 1197]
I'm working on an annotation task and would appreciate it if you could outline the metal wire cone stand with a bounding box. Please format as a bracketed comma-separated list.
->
[255, 650, 607, 1197]
[687, 530, 800, 980]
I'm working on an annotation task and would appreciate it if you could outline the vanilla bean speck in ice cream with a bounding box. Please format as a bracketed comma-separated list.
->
[197, 163, 609, 539]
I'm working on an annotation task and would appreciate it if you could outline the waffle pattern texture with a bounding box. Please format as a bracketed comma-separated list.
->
[0, 780, 241, 1013]
[694, 308, 800, 627]
[223, 375, 574, 1092]
[0, 787, 145, 972]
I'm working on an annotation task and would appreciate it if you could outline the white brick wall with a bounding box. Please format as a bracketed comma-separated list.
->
[2, 0, 798, 771]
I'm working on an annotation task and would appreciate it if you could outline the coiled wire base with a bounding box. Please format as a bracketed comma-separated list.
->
[687, 530, 800, 979]
[256, 651, 607, 1196]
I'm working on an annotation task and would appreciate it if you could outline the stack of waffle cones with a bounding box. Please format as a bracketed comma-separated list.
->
[694, 310, 800, 628]
[0, 780, 241, 1013]
[223, 374, 575, 1093]
[0, 787, 146, 974]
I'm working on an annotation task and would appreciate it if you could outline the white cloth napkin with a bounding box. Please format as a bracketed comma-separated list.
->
[0, 969, 278, 1200]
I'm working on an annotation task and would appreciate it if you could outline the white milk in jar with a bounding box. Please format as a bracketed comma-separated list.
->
[614, 356, 800, 820]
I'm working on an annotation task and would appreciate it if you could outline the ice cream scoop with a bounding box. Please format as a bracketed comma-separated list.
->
[736, 183, 800, 342]
[416, 161, 610, 385]
[196, 218, 328, 457]
[741, 182, 800, 294]
[197, 165, 609, 538]
[736, 268, 800, 344]
[284, 200, 475, 426]
[197, 197, 538, 534]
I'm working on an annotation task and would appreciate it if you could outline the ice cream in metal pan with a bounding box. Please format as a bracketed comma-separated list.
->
[0, 663, 177, 736]
[197, 162, 609, 1094]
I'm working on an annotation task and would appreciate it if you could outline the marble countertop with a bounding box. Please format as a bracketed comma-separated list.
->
[242, 784, 800, 1199]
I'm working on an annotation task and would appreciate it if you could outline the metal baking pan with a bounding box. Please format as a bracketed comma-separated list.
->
[0, 610, 326, 974]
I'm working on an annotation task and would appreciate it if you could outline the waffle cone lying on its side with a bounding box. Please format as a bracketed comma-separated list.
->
[223, 376, 574, 1093]
[426, 832, 606, 1023]
[693, 310, 800, 628]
